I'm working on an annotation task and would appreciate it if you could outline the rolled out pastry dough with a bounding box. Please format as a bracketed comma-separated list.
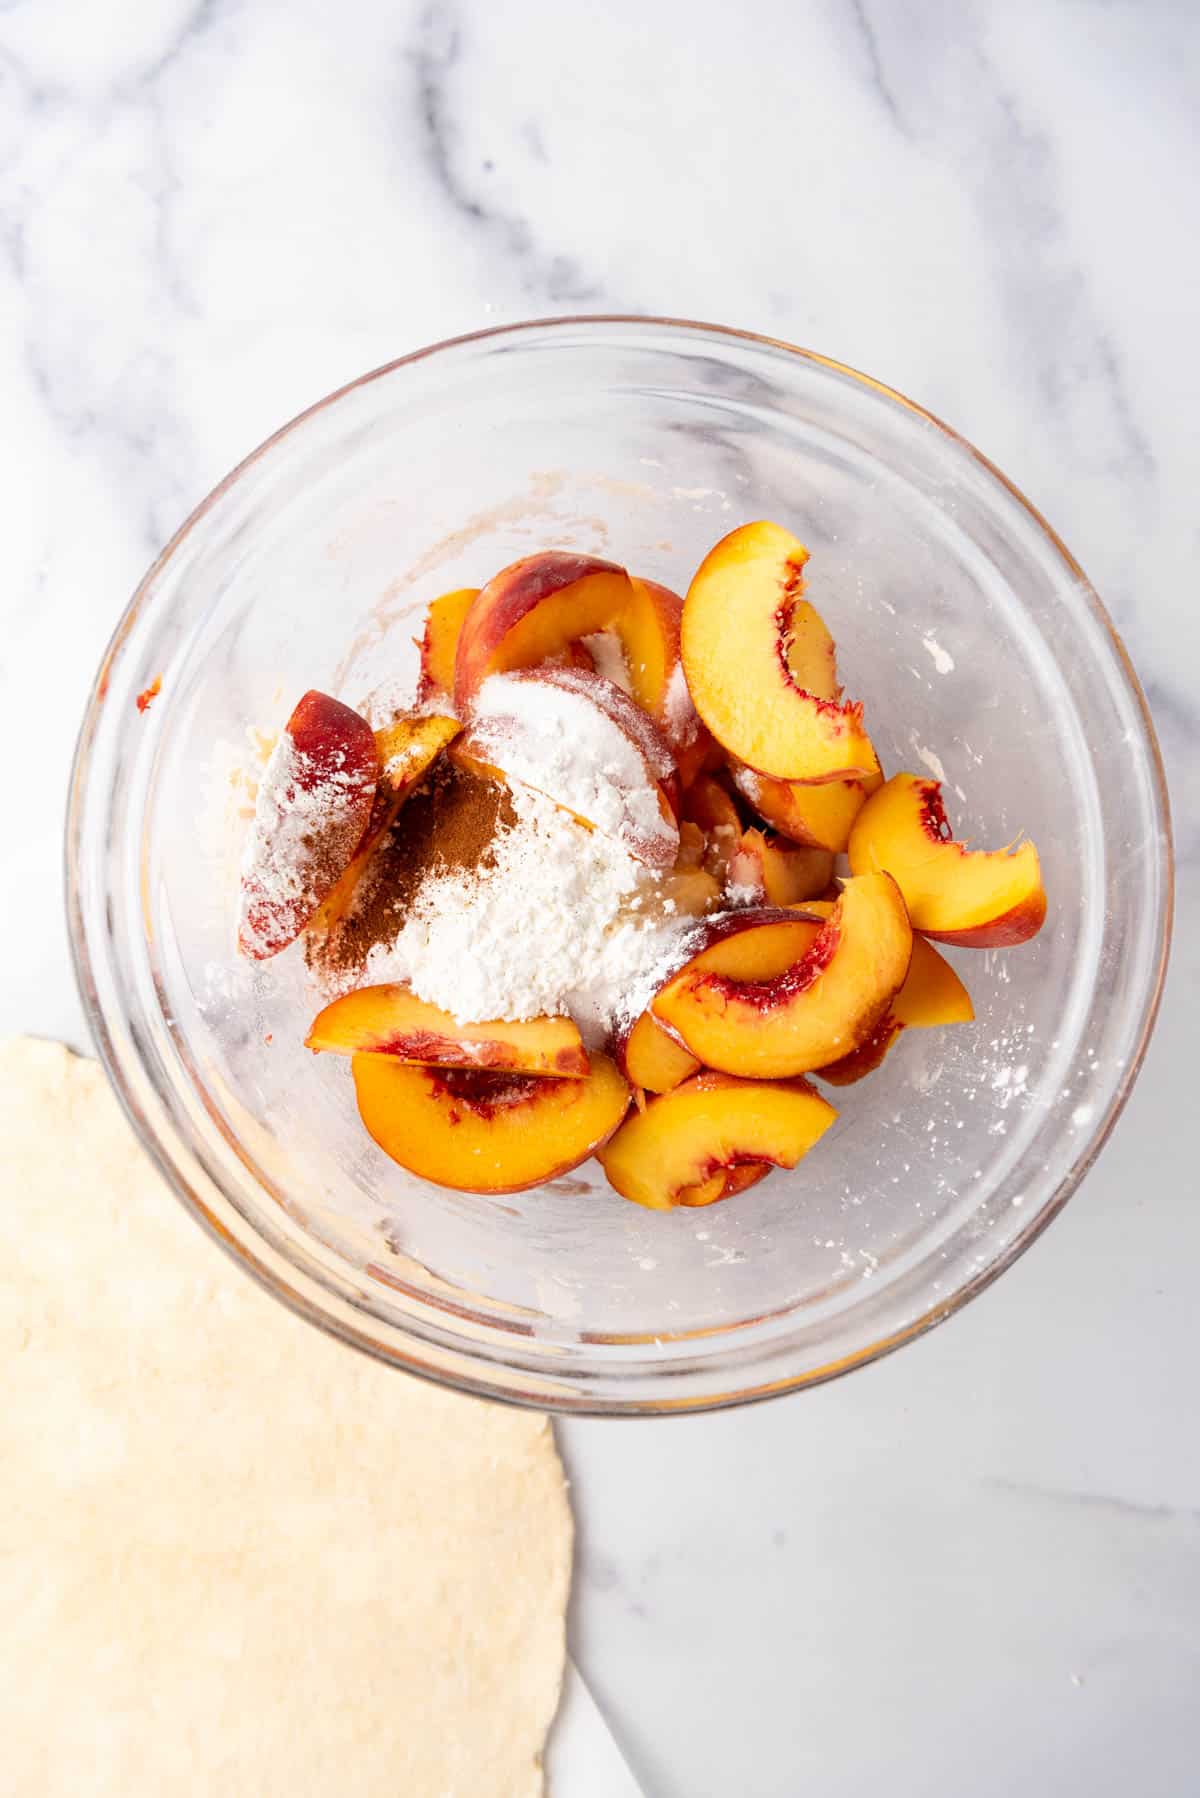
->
[0, 1038, 571, 1795]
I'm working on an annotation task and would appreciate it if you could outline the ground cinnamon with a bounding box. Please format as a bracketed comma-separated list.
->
[306, 763, 515, 988]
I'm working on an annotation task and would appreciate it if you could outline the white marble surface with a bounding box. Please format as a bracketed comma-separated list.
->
[2, 1, 1197, 1791]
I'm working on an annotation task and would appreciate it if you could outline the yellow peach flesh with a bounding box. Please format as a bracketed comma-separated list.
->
[307, 986, 589, 1077]
[598, 1070, 836, 1211]
[848, 772, 1046, 947]
[681, 520, 875, 781]
[353, 1053, 630, 1193]
[653, 873, 912, 1077]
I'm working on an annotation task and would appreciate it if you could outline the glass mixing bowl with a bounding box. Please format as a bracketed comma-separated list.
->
[67, 317, 1172, 1413]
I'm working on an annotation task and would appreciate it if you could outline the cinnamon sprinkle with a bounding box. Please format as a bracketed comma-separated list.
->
[306, 763, 514, 988]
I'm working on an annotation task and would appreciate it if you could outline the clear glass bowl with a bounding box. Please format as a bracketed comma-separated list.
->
[67, 317, 1173, 1414]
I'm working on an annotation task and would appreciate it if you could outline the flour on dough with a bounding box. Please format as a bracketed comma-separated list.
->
[0, 1037, 571, 1797]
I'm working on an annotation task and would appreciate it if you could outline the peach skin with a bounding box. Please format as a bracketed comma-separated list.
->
[653, 874, 912, 1077]
[848, 772, 1046, 947]
[681, 521, 875, 781]
[312, 712, 460, 932]
[598, 1070, 837, 1211]
[307, 986, 589, 1077]
[352, 1053, 630, 1193]
[239, 690, 378, 960]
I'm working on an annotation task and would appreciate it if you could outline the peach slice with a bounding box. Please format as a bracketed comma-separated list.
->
[312, 712, 460, 931]
[848, 772, 1046, 947]
[460, 666, 680, 867]
[891, 934, 975, 1029]
[557, 639, 598, 674]
[453, 552, 648, 707]
[811, 913, 974, 1084]
[681, 520, 875, 781]
[598, 1070, 836, 1211]
[730, 750, 883, 855]
[416, 587, 480, 703]
[307, 986, 589, 1077]
[726, 827, 835, 906]
[352, 1053, 630, 1193]
[675, 728, 719, 791]
[239, 690, 378, 960]
[675, 819, 707, 869]
[614, 1009, 700, 1094]
[660, 864, 723, 917]
[653, 874, 912, 1077]
[673, 1171, 725, 1206]
[656, 904, 823, 981]
[630, 576, 705, 755]
[677, 1160, 772, 1207]
[813, 1016, 903, 1087]
[681, 773, 743, 879]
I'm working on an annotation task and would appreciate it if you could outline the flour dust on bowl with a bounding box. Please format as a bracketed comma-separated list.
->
[66, 317, 1172, 1413]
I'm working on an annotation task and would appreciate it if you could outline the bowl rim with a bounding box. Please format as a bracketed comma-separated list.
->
[66, 313, 1175, 1416]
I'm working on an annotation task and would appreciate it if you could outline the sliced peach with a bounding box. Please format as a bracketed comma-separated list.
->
[675, 819, 707, 869]
[352, 1053, 630, 1193]
[416, 587, 479, 703]
[726, 827, 834, 906]
[556, 639, 597, 674]
[313, 712, 460, 930]
[659, 864, 722, 917]
[681, 771, 741, 835]
[653, 874, 912, 1077]
[614, 1009, 700, 1094]
[461, 666, 679, 867]
[677, 1160, 773, 1207]
[813, 918, 973, 1084]
[446, 736, 509, 788]
[681, 773, 743, 879]
[681, 521, 875, 780]
[814, 1016, 904, 1087]
[598, 1070, 836, 1211]
[719, 1161, 772, 1197]
[672, 1169, 726, 1207]
[892, 934, 975, 1029]
[667, 820, 724, 912]
[453, 551, 655, 712]
[848, 772, 1046, 947]
[239, 690, 378, 960]
[307, 986, 588, 1077]
[730, 749, 883, 854]
[675, 728, 719, 791]
[630, 576, 705, 753]
[657, 904, 822, 981]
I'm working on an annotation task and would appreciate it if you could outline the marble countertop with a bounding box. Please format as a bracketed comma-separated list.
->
[2, 2, 1196, 1792]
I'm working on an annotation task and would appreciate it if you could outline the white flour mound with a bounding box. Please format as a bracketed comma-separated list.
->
[466, 670, 678, 868]
[364, 781, 697, 1044]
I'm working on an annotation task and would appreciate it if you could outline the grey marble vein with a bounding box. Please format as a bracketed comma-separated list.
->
[853, 9, 1157, 491]
[988, 1477, 1200, 1525]
[844, 0, 908, 134]
[407, 4, 603, 305]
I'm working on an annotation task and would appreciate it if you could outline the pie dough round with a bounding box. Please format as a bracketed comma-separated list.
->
[0, 1038, 571, 1795]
